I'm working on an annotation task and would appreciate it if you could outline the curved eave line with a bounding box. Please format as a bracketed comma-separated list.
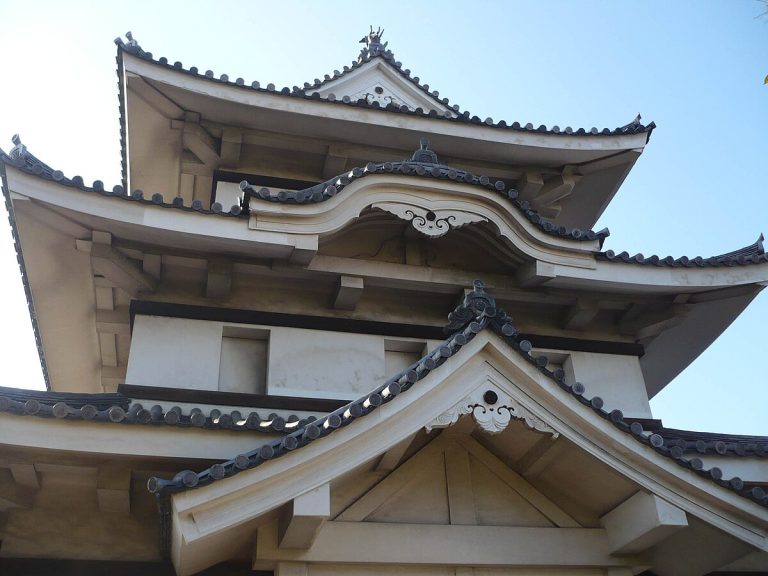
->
[242, 160, 609, 244]
[115, 40, 655, 140]
[0, 159, 51, 390]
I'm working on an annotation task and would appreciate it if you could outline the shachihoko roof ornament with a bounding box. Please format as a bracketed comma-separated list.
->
[359, 26, 389, 60]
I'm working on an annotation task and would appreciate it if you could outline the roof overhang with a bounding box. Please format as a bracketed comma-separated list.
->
[120, 51, 651, 229]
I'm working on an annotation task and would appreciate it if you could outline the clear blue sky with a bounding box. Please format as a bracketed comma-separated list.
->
[0, 1, 766, 433]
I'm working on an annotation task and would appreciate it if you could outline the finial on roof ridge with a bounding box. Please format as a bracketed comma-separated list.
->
[9, 134, 28, 161]
[358, 26, 389, 61]
[411, 137, 439, 164]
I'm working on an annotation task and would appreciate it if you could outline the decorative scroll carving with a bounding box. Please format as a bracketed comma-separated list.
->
[426, 383, 559, 437]
[373, 201, 487, 238]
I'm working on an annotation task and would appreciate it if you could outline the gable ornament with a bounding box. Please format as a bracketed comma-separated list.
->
[426, 382, 559, 437]
[372, 201, 487, 238]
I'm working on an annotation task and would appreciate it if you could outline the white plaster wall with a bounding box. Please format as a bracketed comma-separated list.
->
[126, 315, 222, 390]
[564, 352, 652, 418]
[127, 316, 438, 399]
[268, 328, 385, 399]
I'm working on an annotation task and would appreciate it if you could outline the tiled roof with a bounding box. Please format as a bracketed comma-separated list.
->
[0, 135, 608, 244]
[633, 422, 768, 458]
[597, 235, 767, 267]
[146, 280, 768, 513]
[0, 384, 314, 433]
[114, 33, 655, 139]
[240, 139, 609, 243]
[0, 137, 245, 217]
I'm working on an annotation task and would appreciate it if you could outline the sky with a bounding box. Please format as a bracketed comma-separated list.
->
[0, 0, 766, 433]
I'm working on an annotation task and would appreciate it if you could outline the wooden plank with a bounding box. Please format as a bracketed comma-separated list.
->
[455, 436, 579, 528]
[255, 521, 632, 567]
[444, 442, 476, 525]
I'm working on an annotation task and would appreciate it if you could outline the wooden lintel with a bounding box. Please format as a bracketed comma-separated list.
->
[517, 171, 544, 203]
[97, 467, 131, 515]
[564, 299, 600, 330]
[91, 244, 157, 297]
[206, 259, 233, 300]
[183, 122, 220, 167]
[600, 491, 687, 554]
[278, 483, 330, 549]
[256, 521, 635, 567]
[333, 275, 364, 311]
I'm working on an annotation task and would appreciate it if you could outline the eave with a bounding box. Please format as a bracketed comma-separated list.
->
[117, 39, 653, 229]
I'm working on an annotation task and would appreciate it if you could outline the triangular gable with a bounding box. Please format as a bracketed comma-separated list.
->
[309, 58, 455, 116]
[336, 431, 577, 528]
[307, 27, 455, 115]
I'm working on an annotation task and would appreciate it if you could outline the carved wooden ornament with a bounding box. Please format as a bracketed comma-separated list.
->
[426, 381, 559, 437]
[373, 201, 487, 238]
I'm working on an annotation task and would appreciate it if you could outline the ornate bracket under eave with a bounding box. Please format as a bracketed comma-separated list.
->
[426, 381, 559, 437]
[372, 201, 488, 238]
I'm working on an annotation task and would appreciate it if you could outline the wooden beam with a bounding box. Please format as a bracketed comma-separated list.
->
[444, 443, 476, 525]
[10, 463, 39, 489]
[455, 435, 579, 528]
[183, 122, 220, 167]
[278, 483, 330, 549]
[91, 244, 157, 297]
[98, 333, 118, 368]
[95, 307, 131, 336]
[517, 171, 544, 203]
[206, 259, 232, 300]
[0, 472, 35, 510]
[127, 74, 184, 119]
[375, 435, 414, 472]
[531, 172, 580, 210]
[600, 491, 687, 554]
[97, 467, 131, 515]
[255, 521, 635, 567]
[220, 127, 242, 168]
[333, 275, 364, 311]
[563, 299, 600, 330]
[322, 144, 348, 179]
[619, 304, 689, 339]
[516, 261, 556, 288]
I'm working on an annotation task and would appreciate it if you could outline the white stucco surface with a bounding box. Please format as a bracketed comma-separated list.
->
[564, 352, 652, 418]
